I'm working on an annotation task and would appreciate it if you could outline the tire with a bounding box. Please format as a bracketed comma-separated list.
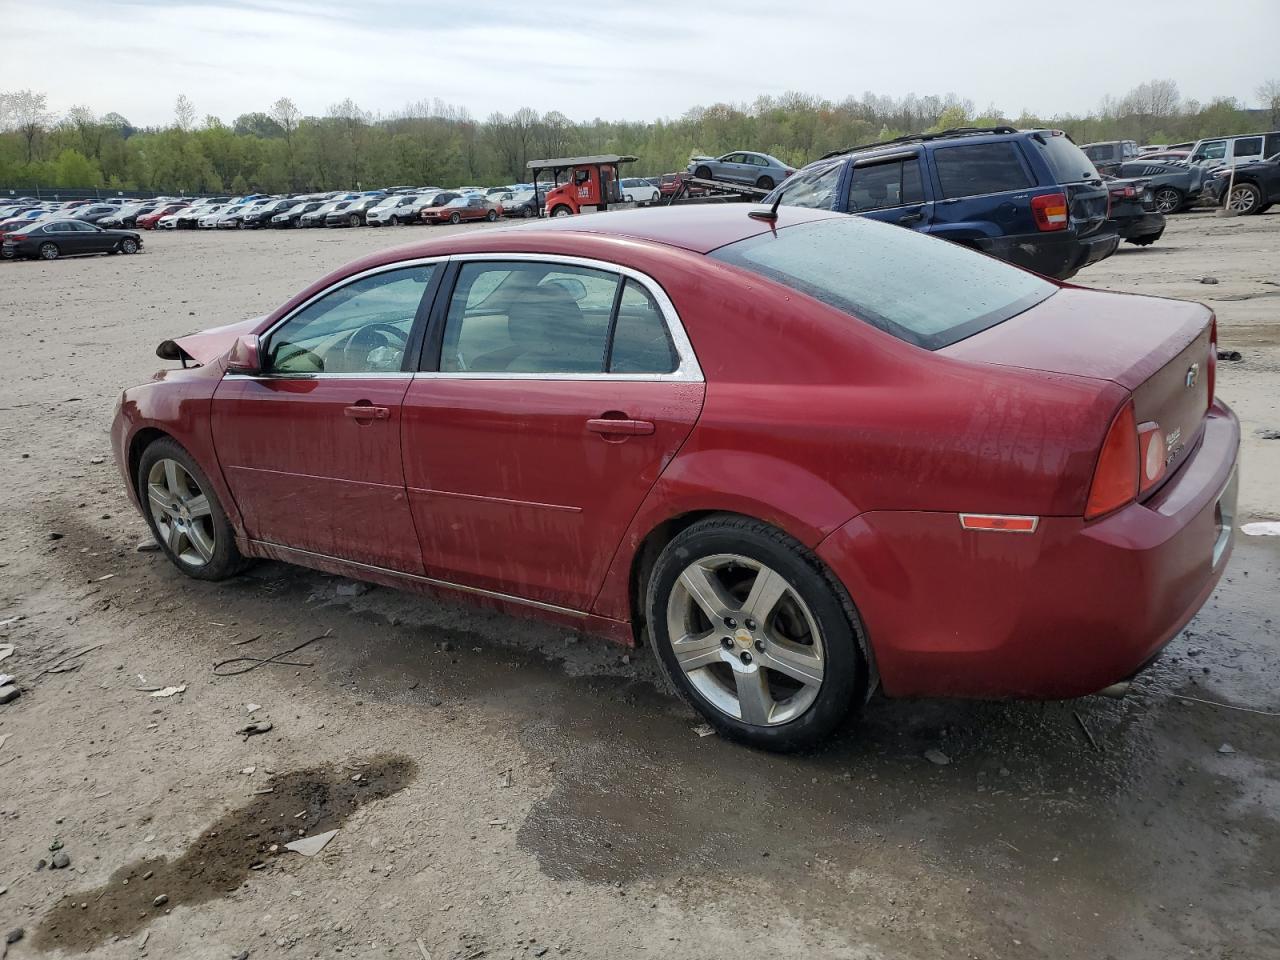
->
[1258, 203, 1274, 214]
[137, 437, 248, 581]
[646, 515, 866, 752]
[694, 165, 712, 180]
[551, 205, 573, 218]
[486, 209, 497, 222]
[348, 213, 361, 227]
[449, 212, 461, 225]
[38, 242, 59, 261]
[388, 215, 399, 226]
[120, 237, 139, 254]
[1152, 187, 1182, 214]
[1225, 181, 1263, 215]
[756, 176, 775, 190]
[523, 207, 534, 218]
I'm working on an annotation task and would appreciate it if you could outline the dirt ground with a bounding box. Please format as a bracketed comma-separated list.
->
[0, 210, 1277, 960]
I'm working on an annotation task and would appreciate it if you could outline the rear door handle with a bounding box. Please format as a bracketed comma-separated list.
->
[344, 405, 391, 421]
[898, 211, 925, 224]
[586, 418, 655, 436]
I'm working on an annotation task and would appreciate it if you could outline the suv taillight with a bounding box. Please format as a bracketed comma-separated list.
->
[1085, 402, 1138, 520]
[1031, 192, 1069, 231]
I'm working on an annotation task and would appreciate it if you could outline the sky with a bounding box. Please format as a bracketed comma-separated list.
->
[5, 0, 1277, 126]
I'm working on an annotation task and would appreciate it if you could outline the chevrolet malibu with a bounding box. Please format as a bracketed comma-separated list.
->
[111, 205, 1238, 751]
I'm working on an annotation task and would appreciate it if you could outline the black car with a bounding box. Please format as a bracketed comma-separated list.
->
[237, 198, 293, 229]
[100, 203, 166, 229]
[1113, 159, 1208, 214]
[270, 200, 324, 228]
[1203, 154, 1280, 215]
[1104, 178, 1165, 246]
[499, 190, 542, 218]
[72, 204, 122, 225]
[2, 219, 143, 260]
[1081, 140, 1140, 176]
[324, 196, 381, 227]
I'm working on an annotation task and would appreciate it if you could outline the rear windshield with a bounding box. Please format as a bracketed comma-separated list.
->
[1041, 135, 1100, 183]
[709, 217, 1056, 350]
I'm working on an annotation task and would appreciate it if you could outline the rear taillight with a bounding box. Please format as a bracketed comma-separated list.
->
[1206, 315, 1217, 412]
[9, 233, 28, 241]
[1031, 192, 1069, 232]
[1137, 421, 1166, 492]
[1085, 402, 1138, 520]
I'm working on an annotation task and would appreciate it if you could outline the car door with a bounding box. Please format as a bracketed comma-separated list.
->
[81, 223, 117, 253]
[841, 153, 933, 231]
[401, 257, 705, 611]
[209, 261, 441, 573]
[926, 140, 1038, 239]
[60, 221, 98, 253]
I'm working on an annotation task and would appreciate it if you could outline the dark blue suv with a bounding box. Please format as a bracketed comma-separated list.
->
[764, 126, 1118, 280]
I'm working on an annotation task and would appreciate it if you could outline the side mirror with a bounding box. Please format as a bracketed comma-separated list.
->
[226, 334, 263, 375]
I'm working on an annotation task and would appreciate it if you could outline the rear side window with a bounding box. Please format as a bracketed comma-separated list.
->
[609, 279, 677, 374]
[774, 163, 842, 209]
[710, 216, 1055, 350]
[1233, 137, 1263, 157]
[846, 158, 925, 211]
[933, 142, 1033, 198]
[1036, 134, 1100, 183]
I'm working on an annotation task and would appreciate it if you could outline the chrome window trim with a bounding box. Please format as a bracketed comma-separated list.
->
[424, 251, 704, 383]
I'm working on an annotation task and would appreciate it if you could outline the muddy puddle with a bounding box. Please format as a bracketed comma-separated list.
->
[34, 755, 416, 952]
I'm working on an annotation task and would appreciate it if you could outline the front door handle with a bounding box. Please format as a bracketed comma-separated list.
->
[344, 404, 391, 421]
[586, 418, 655, 437]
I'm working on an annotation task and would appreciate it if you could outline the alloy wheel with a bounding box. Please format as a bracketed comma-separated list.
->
[1153, 188, 1180, 214]
[1227, 185, 1259, 214]
[146, 458, 216, 567]
[39, 242, 59, 260]
[665, 554, 825, 726]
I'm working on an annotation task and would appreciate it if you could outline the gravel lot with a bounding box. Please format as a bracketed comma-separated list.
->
[1, 211, 1277, 960]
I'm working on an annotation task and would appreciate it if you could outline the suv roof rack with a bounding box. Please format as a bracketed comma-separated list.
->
[820, 125, 1020, 161]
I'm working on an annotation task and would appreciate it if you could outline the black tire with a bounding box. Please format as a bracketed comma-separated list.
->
[694, 165, 712, 180]
[38, 242, 59, 261]
[137, 437, 249, 581]
[1126, 235, 1159, 246]
[1225, 181, 1263, 215]
[646, 514, 866, 752]
[449, 212, 461, 225]
[486, 209, 497, 222]
[550, 205, 573, 218]
[389, 215, 400, 226]
[523, 207, 534, 218]
[755, 176, 775, 190]
[1258, 203, 1274, 214]
[120, 237, 139, 254]
[348, 213, 360, 227]
[1152, 187, 1183, 214]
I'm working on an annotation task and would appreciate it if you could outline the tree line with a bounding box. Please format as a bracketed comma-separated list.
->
[1, 79, 1277, 195]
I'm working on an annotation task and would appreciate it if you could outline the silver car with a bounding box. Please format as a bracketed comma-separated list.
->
[686, 151, 796, 190]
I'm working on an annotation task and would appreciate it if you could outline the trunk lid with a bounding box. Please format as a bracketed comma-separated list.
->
[944, 287, 1213, 485]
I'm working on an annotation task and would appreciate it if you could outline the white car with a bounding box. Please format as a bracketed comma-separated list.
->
[159, 204, 221, 229]
[620, 177, 660, 204]
[366, 194, 427, 226]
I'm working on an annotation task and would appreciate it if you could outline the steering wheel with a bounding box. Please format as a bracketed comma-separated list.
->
[342, 322, 410, 371]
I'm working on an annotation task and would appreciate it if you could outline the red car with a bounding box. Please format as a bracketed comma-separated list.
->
[137, 204, 189, 229]
[111, 205, 1238, 750]
[420, 195, 502, 225]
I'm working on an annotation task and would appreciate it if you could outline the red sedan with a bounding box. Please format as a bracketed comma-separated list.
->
[137, 204, 189, 229]
[420, 195, 502, 225]
[111, 205, 1238, 750]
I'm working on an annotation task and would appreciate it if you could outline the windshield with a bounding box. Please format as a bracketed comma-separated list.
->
[709, 216, 1056, 350]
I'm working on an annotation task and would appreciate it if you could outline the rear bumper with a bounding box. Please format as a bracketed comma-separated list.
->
[1113, 211, 1166, 241]
[982, 227, 1119, 280]
[817, 401, 1240, 699]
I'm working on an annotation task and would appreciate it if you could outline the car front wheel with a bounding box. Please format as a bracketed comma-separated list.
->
[120, 238, 139, 254]
[139, 437, 248, 581]
[1225, 182, 1263, 215]
[647, 515, 866, 751]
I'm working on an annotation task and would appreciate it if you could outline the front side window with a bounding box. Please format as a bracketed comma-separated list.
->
[266, 265, 435, 375]
[1199, 141, 1227, 161]
[775, 163, 842, 210]
[933, 142, 1034, 198]
[710, 216, 1055, 350]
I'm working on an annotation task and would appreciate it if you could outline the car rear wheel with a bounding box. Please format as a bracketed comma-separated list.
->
[449, 212, 461, 225]
[139, 437, 247, 581]
[694, 165, 712, 180]
[756, 176, 775, 190]
[120, 238, 139, 254]
[486, 210, 497, 222]
[647, 515, 866, 751]
[38, 242, 59, 260]
[1152, 187, 1183, 214]
[1226, 182, 1263, 214]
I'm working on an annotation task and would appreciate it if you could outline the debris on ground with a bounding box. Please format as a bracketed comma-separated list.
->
[0, 686, 19, 706]
[0, 645, 13, 663]
[1199, 276, 1218, 284]
[924, 748, 951, 766]
[149, 685, 186, 698]
[1256, 429, 1280, 440]
[1242, 522, 1280, 537]
[334, 581, 371, 598]
[213, 630, 329, 676]
[416, 939, 433, 960]
[499, 769, 512, 788]
[39, 643, 104, 676]
[5, 928, 23, 944]
[136, 540, 160, 553]
[1218, 743, 1237, 755]
[152, 894, 168, 908]
[283, 829, 338, 857]
[236, 721, 273, 740]
[692, 723, 715, 738]
[245, 703, 262, 713]
[1217, 349, 1243, 361]
[50, 852, 69, 869]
